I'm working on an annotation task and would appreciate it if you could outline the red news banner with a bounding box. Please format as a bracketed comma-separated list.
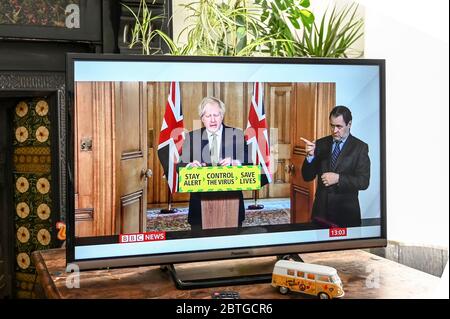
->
[120, 231, 166, 243]
[329, 227, 347, 238]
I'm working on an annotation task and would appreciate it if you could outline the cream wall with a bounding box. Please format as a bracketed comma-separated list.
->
[359, 0, 449, 248]
[172, 0, 195, 45]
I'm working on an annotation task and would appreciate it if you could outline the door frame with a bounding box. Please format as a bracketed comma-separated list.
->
[0, 100, 14, 298]
[0, 91, 63, 297]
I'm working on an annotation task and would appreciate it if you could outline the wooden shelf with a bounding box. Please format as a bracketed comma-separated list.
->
[31, 248, 440, 299]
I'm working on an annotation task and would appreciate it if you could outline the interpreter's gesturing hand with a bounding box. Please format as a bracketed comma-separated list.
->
[300, 137, 316, 156]
[321, 172, 339, 187]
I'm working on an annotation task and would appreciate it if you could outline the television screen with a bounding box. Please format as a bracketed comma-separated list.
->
[66, 54, 386, 271]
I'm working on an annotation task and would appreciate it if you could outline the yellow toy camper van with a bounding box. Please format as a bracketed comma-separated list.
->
[272, 260, 344, 299]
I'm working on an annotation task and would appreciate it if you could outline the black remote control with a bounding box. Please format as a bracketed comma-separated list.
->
[211, 291, 240, 299]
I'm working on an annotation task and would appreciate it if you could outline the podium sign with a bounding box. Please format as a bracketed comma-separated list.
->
[178, 165, 261, 193]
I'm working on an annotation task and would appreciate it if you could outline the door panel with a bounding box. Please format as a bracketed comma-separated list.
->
[115, 82, 148, 233]
[217, 82, 248, 130]
[75, 82, 115, 236]
[74, 82, 94, 236]
[290, 83, 336, 223]
[266, 83, 293, 199]
[120, 191, 144, 234]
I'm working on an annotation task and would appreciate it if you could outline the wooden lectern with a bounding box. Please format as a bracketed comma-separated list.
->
[201, 192, 240, 229]
[178, 165, 260, 230]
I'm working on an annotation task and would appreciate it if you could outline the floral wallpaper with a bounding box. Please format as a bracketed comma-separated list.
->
[0, 0, 79, 26]
[13, 98, 53, 298]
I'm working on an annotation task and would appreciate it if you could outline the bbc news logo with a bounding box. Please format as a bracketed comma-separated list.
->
[119, 231, 166, 243]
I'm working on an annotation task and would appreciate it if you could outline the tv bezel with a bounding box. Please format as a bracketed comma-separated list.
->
[66, 53, 387, 270]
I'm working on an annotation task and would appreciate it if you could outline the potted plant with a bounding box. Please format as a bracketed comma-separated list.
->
[124, 0, 364, 58]
[295, 3, 364, 57]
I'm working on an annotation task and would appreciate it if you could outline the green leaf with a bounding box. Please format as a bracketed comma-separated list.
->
[274, 0, 287, 10]
[288, 16, 301, 29]
[299, 0, 310, 8]
[236, 27, 247, 52]
[285, 0, 293, 6]
[272, 3, 280, 16]
[236, 26, 246, 37]
[299, 9, 314, 25]
[261, 0, 268, 9]
[261, 9, 269, 22]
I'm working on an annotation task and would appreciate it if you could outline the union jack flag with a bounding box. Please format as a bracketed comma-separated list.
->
[245, 82, 272, 186]
[157, 82, 185, 193]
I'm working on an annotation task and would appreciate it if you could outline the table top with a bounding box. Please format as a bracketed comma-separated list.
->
[32, 248, 440, 299]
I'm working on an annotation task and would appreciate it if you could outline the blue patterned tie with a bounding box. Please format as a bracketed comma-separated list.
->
[331, 141, 342, 170]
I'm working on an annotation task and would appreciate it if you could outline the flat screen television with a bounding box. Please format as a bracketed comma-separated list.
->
[66, 54, 386, 287]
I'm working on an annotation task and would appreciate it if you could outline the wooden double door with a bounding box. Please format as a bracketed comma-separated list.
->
[74, 82, 335, 237]
[74, 82, 148, 237]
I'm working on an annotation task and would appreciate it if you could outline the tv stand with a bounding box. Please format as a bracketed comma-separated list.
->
[161, 254, 304, 290]
[31, 248, 441, 298]
[277, 253, 304, 262]
[161, 264, 273, 290]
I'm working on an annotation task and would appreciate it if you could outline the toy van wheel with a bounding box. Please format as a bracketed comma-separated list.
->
[318, 292, 330, 299]
[279, 286, 289, 295]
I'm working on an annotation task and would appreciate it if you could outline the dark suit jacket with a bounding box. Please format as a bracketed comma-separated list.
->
[301, 134, 370, 227]
[179, 125, 250, 229]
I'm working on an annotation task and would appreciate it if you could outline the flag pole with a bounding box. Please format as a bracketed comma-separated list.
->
[246, 81, 267, 210]
[248, 189, 264, 210]
[160, 183, 177, 214]
[157, 81, 183, 214]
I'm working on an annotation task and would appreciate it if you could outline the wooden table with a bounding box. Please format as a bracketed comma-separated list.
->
[31, 248, 440, 299]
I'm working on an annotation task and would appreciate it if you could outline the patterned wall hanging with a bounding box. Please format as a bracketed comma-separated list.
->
[0, 0, 80, 27]
[12, 98, 53, 298]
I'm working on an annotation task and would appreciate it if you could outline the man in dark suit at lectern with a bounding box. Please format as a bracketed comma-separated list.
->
[179, 97, 251, 231]
[301, 106, 370, 227]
